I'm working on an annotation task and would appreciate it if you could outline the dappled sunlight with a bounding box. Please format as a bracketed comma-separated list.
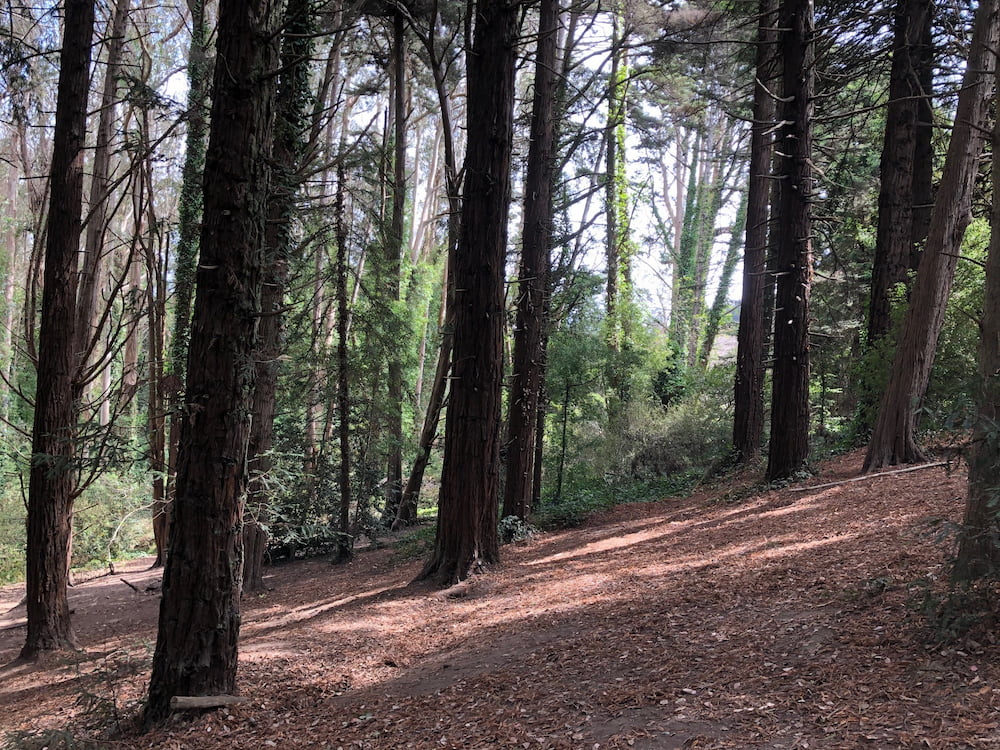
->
[241, 582, 405, 636]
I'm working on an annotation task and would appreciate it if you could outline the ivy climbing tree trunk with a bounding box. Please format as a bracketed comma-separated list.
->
[863, 0, 999, 472]
[19, 0, 96, 661]
[160, 0, 211, 567]
[765, 0, 813, 482]
[145, 0, 280, 722]
[419, 0, 518, 585]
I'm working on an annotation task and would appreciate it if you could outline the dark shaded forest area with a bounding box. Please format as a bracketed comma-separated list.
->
[2, 0, 1000, 745]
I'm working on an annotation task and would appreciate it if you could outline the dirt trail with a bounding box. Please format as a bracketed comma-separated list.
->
[2, 449, 997, 749]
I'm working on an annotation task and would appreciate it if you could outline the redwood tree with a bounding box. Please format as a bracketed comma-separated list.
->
[863, 0, 999, 472]
[145, 0, 281, 722]
[502, 0, 559, 521]
[732, 0, 777, 464]
[19, 0, 96, 660]
[953, 61, 1000, 582]
[766, 0, 813, 482]
[866, 0, 933, 346]
[419, 0, 518, 585]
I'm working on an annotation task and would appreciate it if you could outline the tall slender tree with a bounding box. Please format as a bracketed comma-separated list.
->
[733, 0, 778, 463]
[19, 0, 96, 661]
[863, 0, 999, 472]
[502, 0, 559, 521]
[766, 0, 814, 482]
[419, 0, 518, 584]
[145, 0, 281, 721]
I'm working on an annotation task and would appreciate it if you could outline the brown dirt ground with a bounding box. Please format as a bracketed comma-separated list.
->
[2, 448, 999, 749]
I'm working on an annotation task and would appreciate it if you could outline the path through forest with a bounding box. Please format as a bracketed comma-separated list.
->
[2, 448, 998, 748]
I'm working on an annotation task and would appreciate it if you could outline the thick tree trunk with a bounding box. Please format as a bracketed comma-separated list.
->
[502, 0, 558, 522]
[19, 0, 96, 661]
[953, 63, 1000, 582]
[765, 0, 813, 482]
[866, 0, 933, 345]
[863, 0, 999, 472]
[419, 0, 518, 585]
[145, 0, 280, 723]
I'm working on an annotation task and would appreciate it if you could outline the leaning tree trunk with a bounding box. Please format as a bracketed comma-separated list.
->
[501, 0, 559, 522]
[419, 0, 518, 585]
[765, 0, 814, 482]
[19, 0, 96, 661]
[953, 65, 1000, 582]
[145, 0, 280, 723]
[392, 6, 464, 530]
[863, 0, 999, 473]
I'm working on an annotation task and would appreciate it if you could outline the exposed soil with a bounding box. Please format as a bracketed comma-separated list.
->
[3, 448, 999, 749]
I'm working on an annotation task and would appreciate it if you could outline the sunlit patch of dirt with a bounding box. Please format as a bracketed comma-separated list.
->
[3, 449, 996, 749]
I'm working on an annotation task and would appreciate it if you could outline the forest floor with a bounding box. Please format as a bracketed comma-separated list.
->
[2, 448, 1000, 749]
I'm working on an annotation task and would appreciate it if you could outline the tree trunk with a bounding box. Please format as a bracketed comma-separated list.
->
[335, 158, 353, 564]
[19, 0, 96, 661]
[953, 58, 1000, 581]
[866, 0, 933, 346]
[699, 187, 747, 368]
[863, 0, 999, 472]
[765, 0, 813, 482]
[734, 0, 777, 464]
[160, 0, 211, 567]
[145, 0, 280, 723]
[383, 10, 407, 524]
[74, 0, 128, 378]
[419, 0, 518, 585]
[393, 6, 465, 530]
[501, 0, 558, 522]
[244, 0, 316, 594]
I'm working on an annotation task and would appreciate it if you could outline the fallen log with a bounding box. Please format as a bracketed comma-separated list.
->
[789, 461, 948, 493]
[170, 695, 247, 710]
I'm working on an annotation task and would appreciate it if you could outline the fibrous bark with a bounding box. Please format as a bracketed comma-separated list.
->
[20, 0, 96, 661]
[145, 0, 280, 722]
[419, 0, 518, 585]
[765, 0, 813, 482]
[863, 0, 999, 472]
[502, 0, 559, 521]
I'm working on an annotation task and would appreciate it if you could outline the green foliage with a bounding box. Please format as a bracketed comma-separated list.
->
[535, 471, 696, 530]
[2, 730, 88, 750]
[391, 523, 436, 562]
[498, 515, 537, 544]
[71, 473, 154, 571]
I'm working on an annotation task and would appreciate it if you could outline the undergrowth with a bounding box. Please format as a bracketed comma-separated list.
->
[533, 471, 698, 530]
